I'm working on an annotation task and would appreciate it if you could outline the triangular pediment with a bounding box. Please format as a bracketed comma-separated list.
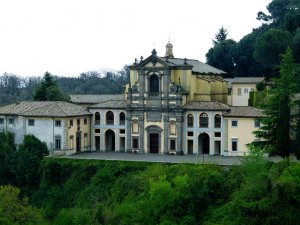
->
[134, 54, 171, 69]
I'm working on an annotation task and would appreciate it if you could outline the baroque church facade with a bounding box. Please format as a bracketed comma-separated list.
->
[88, 43, 263, 156]
[0, 42, 263, 156]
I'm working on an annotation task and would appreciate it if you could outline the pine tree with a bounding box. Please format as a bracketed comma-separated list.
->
[255, 48, 297, 157]
[33, 72, 69, 101]
[213, 26, 228, 45]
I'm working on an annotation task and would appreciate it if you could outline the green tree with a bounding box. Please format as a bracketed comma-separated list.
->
[0, 131, 16, 185]
[34, 72, 69, 101]
[206, 39, 237, 77]
[255, 48, 298, 157]
[254, 29, 293, 69]
[15, 135, 48, 188]
[0, 185, 45, 225]
[213, 26, 228, 45]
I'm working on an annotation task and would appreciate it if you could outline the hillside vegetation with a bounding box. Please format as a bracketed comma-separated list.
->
[0, 156, 299, 225]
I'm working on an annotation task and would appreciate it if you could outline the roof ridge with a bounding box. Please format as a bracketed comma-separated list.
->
[56, 102, 68, 116]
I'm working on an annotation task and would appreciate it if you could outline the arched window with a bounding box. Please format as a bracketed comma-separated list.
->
[95, 112, 100, 125]
[150, 74, 159, 94]
[119, 112, 125, 125]
[199, 113, 209, 128]
[214, 114, 221, 128]
[187, 114, 194, 127]
[106, 111, 114, 125]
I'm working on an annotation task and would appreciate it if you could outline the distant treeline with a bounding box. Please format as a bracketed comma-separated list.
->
[0, 66, 129, 106]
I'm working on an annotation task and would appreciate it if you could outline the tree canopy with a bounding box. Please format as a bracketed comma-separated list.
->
[255, 48, 298, 156]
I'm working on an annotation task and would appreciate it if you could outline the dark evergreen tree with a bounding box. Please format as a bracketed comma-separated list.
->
[255, 48, 298, 157]
[213, 26, 228, 45]
[34, 72, 69, 101]
[15, 135, 48, 188]
[0, 131, 16, 185]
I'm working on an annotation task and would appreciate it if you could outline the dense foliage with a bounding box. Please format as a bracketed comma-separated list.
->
[0, 157, 299, 225]
[1, 131, 300, 224]
[206, 0, 300, 78]
[255, 48, 298, 156]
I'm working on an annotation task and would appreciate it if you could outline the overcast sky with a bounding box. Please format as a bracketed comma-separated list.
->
[0, 0, 271, 77]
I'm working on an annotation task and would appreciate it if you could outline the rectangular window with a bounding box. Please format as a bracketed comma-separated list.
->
[55, 136, 61, 149]
[170, 139, 176, 151]
[77, 119, 80, 126]
[215, 132, 221, 137]
[187, 132, 193, 136]
[9, 118, 14, 124]
[231, 139, 238, 151]
[244, 88, 248, 93]
[70, 119, 73, 127]
[95, 129, 100, 133]
[28, 119, 35, 126]
[132, 138, 139, 149]
[0, 118, 4, 124]
[238, 88, 241, 96]
[84, 118, 87, 125]
[231, 120, 238, 127]
[55, 120, 61, 127]
[254, 119, 260, 128]
[120, 129, 125, 134]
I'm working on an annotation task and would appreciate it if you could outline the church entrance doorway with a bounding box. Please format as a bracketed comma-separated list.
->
[105, 130, 115, 151]
[149, 133, 159, 153]
[198, 133, 210, 154]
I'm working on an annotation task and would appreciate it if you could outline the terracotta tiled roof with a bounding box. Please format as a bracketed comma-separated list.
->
[0, 101, 91, 117]
[184, 101, 230, 111]
[159, 57, 226, 75]
[224, 106, 265, 118]
[90, 100, 127, 109]
[230, 77, 265, 84]
[70, 94, 124, 104]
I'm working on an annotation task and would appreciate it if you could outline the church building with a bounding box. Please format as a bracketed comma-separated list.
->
[88, 42, 264, 156]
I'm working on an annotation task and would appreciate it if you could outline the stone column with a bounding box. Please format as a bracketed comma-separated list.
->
[176, 116, 183, 154]
[163, 69, 171, 107]
[138, 116, 144, 153]
[163, 115, 169, 154]
[139, 69, 145, 98]
[126, 115, 131, 152]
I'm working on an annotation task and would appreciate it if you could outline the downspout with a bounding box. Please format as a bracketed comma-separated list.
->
[89, 114, 92, 151]
[53, 118, 55, 155]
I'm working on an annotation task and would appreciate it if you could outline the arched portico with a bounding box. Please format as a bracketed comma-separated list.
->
[198, 133, 210, 154]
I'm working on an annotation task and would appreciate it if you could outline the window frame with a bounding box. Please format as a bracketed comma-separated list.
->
[231, 120, 238, 127]
[199, 113, 209, 128]
[28, 119, 35, 126]
[9, 118, 14, 124]
[214, 114, 221, 128]
[254, 119, 260, 128]
[170, 139, 176, 151]
[55, 135, 62, 149]
[187, 114, 194, 127]
[55, 120, 61, 127]
[119, 112, 125, 125]
[106, 111, 114, 125]
[231, 139, 238, 152]
[95, 112, 100, 125]
[0, 118, 4, 124]
[132, 137, 139, 149]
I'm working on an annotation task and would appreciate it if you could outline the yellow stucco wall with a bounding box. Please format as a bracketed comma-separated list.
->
[226, 117, 259, 156]
[65, 116, 91, 151]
